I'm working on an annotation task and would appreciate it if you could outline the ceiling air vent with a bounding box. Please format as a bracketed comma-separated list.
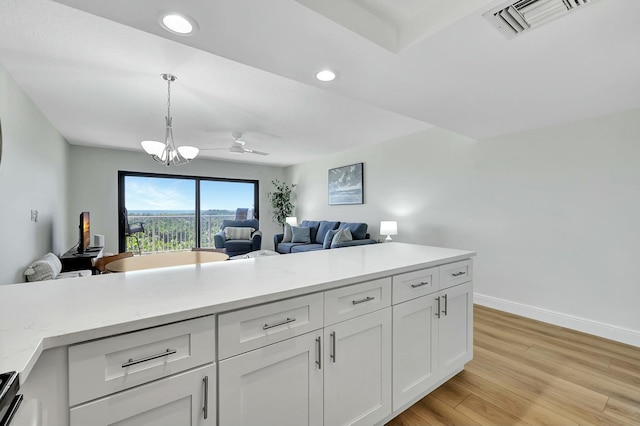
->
[484, 0, 594, 39]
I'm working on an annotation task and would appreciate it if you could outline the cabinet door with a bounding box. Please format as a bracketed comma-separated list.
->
[324, 307, 392, 426]
[392, 295, 438, 411]
[70, 363, 215, 426]
[438, 281, 473, 379]
[219, 332, 323, 426]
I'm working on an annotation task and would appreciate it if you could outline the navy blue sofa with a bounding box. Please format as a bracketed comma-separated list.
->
[274, 220, 377, 254]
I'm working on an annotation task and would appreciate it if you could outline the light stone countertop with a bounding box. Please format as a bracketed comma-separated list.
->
[0, 243, 475, 384]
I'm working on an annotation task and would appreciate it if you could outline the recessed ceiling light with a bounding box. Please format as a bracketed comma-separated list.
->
[161, 13, 197, 35]
[316, 70, 337, 82]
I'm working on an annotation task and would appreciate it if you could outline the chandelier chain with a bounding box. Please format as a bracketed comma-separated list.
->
[166, 77, 171, 119]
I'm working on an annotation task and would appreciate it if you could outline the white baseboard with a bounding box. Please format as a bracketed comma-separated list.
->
[474, 293, 640, 348]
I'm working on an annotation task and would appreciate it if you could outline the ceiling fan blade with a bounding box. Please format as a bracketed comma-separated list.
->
[200, 133, 268, 155]
[243, 148, 269, 155]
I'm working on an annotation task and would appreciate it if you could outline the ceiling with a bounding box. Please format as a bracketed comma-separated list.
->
[1, 0, 639, 167]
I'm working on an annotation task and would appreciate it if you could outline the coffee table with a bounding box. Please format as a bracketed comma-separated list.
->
[105, 251, 229, 272]
[229, 250, 280, 260]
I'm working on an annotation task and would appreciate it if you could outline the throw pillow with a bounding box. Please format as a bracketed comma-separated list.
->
[316, 221, 340, 244]
[291, 226, 311, 243]
[323, 229, 338, 249]
[300, 220, 320, 244]
[282, 223, 293, 243]
[224, 227, 254, 240]
[24, 252, 62, 282]
[330, 228, 353, 248]
[338, 222, 368, 240]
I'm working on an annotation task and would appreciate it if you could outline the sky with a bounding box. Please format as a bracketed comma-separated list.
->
[125, 176, 255, 211]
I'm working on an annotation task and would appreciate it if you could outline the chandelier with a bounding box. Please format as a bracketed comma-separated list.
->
[141, 74, 199, 166]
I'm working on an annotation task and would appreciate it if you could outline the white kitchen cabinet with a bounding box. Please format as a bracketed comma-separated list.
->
[219, 331, 323, 426]
[392, 295, 438, 411]
[437, 280, 473, 379]
[9, 245, 475, 426]
[324, 307, 392, 426]
[391, 261, 473, 413]
[69, 363, 215, 426]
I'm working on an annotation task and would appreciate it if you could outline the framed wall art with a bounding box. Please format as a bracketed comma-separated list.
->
[328, 162, 364, 205]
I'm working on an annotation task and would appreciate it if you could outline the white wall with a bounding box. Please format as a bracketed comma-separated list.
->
[68, 145, 286, 255]
[0, 65, 69, 285]
[288, 109, 640, 346]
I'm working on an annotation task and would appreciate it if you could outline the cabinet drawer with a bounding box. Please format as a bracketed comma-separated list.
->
[324, 278, 391, 326]
[68, 316, 215, 406]
[392, 267, 440, 305]
[70, 363, 215, 426]
[218, 292, 323, 360]
[440, 259, 473, 289]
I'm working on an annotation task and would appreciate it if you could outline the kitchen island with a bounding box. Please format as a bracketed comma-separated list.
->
[0, 242, 475, 426]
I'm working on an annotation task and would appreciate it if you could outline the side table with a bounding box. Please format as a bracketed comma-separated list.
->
[59, 246, 103, 273]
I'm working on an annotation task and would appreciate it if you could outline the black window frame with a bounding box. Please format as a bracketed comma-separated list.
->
[117, 170, 259, 253]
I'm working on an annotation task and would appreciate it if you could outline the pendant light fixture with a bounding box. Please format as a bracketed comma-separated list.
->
[141, 73, 199, 166]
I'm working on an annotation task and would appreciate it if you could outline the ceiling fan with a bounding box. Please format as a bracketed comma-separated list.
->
[201, 133, 269, 156]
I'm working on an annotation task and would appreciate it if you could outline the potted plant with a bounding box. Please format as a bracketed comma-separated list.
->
[267, 180, 295, 226]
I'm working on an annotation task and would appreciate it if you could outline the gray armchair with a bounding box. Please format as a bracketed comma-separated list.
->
[214, 219, 262, 257]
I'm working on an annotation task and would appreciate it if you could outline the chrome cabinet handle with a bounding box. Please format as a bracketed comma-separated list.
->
[452, 271, 466, 277]
[203, 376, 209, 419]
[121, 348, 176, 368]
[442, 294, 448, 316]
[316, 336, 322, 370]
[411, 281, 429, 288]
[263, 317, 296, 330]
[330, 331, 336, 363]
[352, 296, 375, 305]
[435, 297, 441, 318]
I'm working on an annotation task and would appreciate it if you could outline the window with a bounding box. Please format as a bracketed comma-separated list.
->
[118, 171, 258, 254]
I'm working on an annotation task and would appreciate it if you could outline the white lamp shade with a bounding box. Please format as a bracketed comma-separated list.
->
[177, 145, 199, 160]
[380, 221, 398, 236]
[285, 217, 298, 226]
[141, 140, 165, 157]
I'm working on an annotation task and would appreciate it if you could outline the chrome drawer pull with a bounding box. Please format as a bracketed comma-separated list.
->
[451, 271, 466, 277]
[411, 281, 429, 288]
[442, 294, 448, 316]
[263, 317, 296, 330]
[121, 348, 177, 368]
[330, 331, 336, 363]
[203, 376, 209, 419]
[352, 296, 375, 305]
[316, 336, 322, 370]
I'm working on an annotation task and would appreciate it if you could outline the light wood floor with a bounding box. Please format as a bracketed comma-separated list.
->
[386, 305, 640, 425]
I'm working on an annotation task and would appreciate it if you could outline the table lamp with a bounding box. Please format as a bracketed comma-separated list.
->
[380, 221, 398, 242]
[285, 217, 298, 227]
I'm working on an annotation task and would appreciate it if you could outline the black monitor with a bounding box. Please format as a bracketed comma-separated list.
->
[78, 212, 90, 253]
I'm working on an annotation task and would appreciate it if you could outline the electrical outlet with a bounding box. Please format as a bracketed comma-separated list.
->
[31, 209, 38, 222]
